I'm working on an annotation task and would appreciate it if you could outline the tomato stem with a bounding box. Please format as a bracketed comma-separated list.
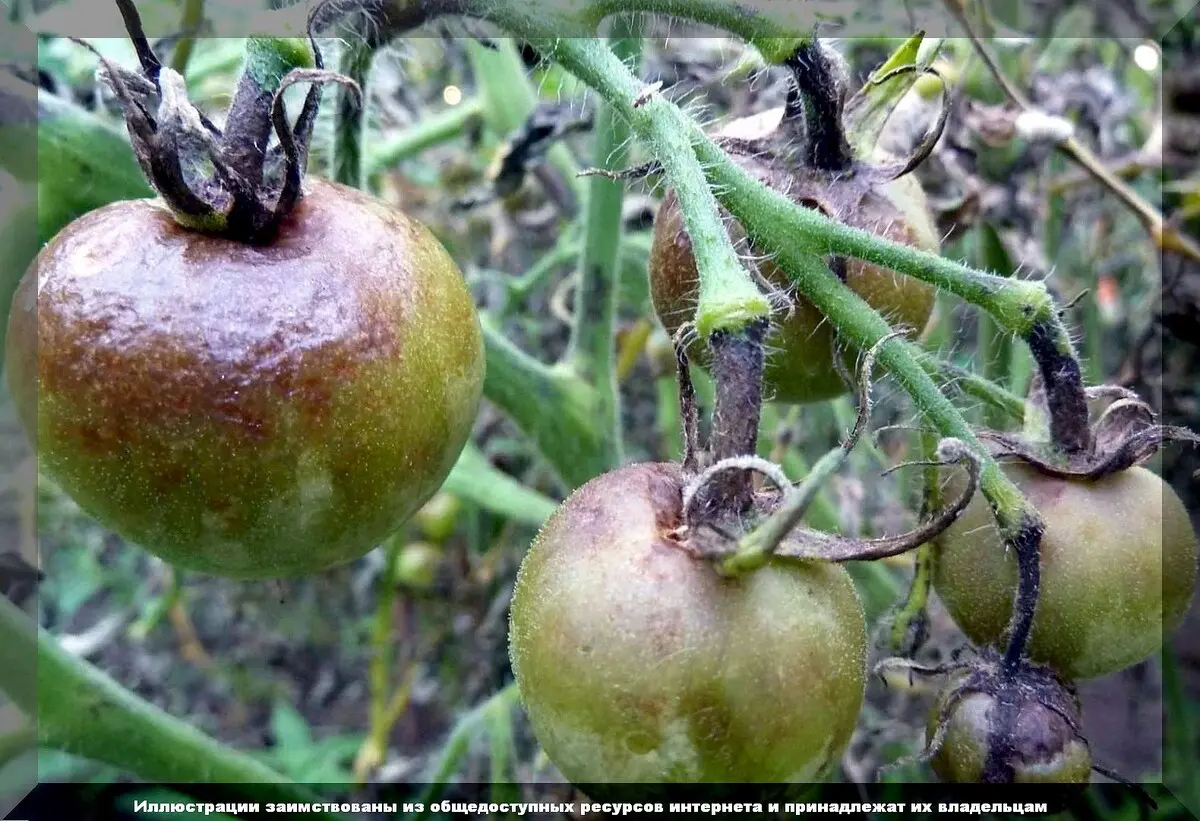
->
[563, 18, 645, 473]
[1024, 319, 1092, 456]
[0, 597, 346, 817]
[780, 39, 855, 172]
[704, 321, 768, 511]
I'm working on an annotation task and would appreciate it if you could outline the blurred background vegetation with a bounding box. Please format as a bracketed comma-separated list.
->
[1, 0, 1199, 817]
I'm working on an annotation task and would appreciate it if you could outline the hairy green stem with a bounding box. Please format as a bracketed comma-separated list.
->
[528, 37, 769, 337]
[0, 598, 342, 818]
[916, 352, 1026, 425]
[563, 19, 643, 470]
[480, 318, 612, 487]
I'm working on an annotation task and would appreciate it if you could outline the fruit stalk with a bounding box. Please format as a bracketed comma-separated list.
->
[780, 39, 854, 171]
[222, 37, 315, 189]
[1025, 319, 1091, 456]
[703, 320, 769, 510]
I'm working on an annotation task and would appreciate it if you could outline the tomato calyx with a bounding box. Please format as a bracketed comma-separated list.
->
[978, 378, 1200, 481]
[78, 0, 359, 244]
[663, 329, 982, 578]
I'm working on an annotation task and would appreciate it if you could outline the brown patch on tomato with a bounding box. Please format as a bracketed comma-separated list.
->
[26, 180, 420, 449]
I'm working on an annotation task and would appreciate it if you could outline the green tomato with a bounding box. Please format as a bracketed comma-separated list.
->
[414, 492, 462, 544]
[6, 178, 484, 578]
[394, 541, 443, 590]
[509, 462, 867, 785]
[933, 463, 1198, 680]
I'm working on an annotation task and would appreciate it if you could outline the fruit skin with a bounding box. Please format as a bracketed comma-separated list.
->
[509, 462, 866, 784]
[933, 463, 1198, 680]
[6, 178, 484, 578]
[649, 108, 939, 404]
[927, 676, 1092, 784]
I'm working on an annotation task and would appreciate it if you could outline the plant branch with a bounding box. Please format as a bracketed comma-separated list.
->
[366, 97, 483, 179]
[480, 317, 615, 487]
[442, 443, 558, 525]
[0, 598, 342, 818]
[563, 18, 644, 469]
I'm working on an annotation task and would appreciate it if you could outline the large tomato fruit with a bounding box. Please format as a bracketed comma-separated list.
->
[509, 462, 867, 784]
[933, 463, 1198, 679]
[649, 108, 939, 404]
[6, 178, 484, 578]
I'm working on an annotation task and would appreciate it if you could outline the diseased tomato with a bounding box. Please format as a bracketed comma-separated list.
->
[509, 462, 866, 784]
[933, 463, 1198, 679]
[927, 667, 1092, 784]
[649, 107, 938, 404]
[6, 178, 484, 578]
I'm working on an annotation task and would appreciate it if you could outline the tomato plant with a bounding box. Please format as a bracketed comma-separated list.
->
[0, 0, 1196, 809]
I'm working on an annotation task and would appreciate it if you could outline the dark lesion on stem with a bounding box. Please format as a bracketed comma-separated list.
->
[1000, 512, 1043, 673]
[781, 38, 854, 173]
[702, 320, 768, 515]
[1025, 321, 1091, 455]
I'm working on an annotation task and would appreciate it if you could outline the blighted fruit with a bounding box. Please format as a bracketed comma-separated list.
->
[509, 462, 866, 784]
[933, 463, 1198, 679]
[6, 178, 484, 578]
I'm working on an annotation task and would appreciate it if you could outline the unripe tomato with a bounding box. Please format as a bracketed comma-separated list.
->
[6, 178, 484, 578]
[509, 462, 867, 784]
[933, 464, 1198, 679]
[928, 674, 1092, 783]
[394, 541, 443, 590]
[415, 492, 462, 544]
[649, 108, 938, 404]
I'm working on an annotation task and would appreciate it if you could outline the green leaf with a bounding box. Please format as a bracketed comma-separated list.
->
[269, 702, 313, 752]
[843, 32, 942, 156]
[442, 443, 558, 526]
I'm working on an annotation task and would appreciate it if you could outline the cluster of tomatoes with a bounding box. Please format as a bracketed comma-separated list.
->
[7, 25, 1195, 793]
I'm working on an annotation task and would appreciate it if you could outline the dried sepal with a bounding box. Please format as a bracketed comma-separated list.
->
[978, 385, 1200, 479]
[774, 437, 980, 563]
[84, 0, 351, 243]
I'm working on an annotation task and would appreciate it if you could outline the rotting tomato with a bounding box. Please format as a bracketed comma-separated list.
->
[6, 177, 484, 578]
[508, 462, 867, 785]
[649, 104, 939, 405]
[925, 654, 1092, 784]
[932, 462, 1198, 680]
